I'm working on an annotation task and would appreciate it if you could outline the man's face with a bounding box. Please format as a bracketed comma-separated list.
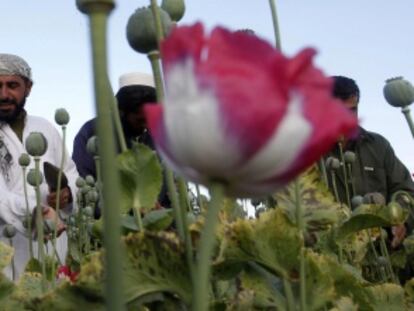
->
[343, 95, 359, 115]
[0, 75, 32, 122]
[124, 107, 147, 135]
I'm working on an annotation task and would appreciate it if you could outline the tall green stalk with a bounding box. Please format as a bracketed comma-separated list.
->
[268, 0, 282, 50]
[34, 157, 47, 292]
[401, 106, 414, 139]
[22, 166, 34, 259]
[77, 1, 125, 310]
[337, 141, 351, 208]
[193, 182, 224, 311]
[294, 180, 307, 311]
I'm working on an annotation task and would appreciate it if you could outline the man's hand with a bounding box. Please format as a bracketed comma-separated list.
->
[32, 205, 66, 240]
[391, 224, 407, 248]
[47, 187, 71, 209]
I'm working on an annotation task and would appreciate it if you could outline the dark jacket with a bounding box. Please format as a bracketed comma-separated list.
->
[72, 118, 170, 209]
[327, 127, 414, 204]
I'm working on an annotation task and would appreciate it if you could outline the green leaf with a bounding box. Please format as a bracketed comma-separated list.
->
[215, 208, 302, 279]
[238, 263, 286, 310]
[118, 143, 163, 214]
[74, 231, 192, 307]
[13, 272, 44, 301]
[142, 208, 174, 231]
[274, 166, 349, 231]
[366, 283, 405, 311]
[0, 241, 14, 270]
[122, 231, 192, 305]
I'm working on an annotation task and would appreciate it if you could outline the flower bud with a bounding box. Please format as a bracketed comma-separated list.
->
[76, 177, 86, 188]
[85, 175, 95, 186]
[3, 224, 16, 238]
[383, 77, 414, 107]
[385, 202, 404, 223]
[325, 157, 341, 171]
[25, 132, 48, 157]
[18, 153, 31, 167]
[54, 108, 70, 126]
[161, 0, 185, 22]
[27, 169, 43, 186]
[86, 136, 99, 156]
[83, 206, 95, 218]
[87, 190, 99, 203]
[344, 151, 356, 164]
[126, 6, 173, 54]
[403, 235, 414, 254]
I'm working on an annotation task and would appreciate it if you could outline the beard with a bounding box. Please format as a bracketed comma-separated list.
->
[0, 98, 26, 123]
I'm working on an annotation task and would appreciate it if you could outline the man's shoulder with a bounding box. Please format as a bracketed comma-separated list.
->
[75, 118, 96, 138]
[25, 115, 56, 130]
[359, 127, 390, 145]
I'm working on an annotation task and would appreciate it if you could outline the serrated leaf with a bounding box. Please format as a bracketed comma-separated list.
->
[12, 272, 43, 300]
[118, 143, 162, 214]
[337, 214, 393, 241]
[74, 231, 192, 307]
[0, 241, 14, 270]
[215, 208, 302, 279]
[366, 283, 405, 311]
[274, 166, 349, 231]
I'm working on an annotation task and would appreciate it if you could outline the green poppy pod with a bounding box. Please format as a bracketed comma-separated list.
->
[325, 156, 341, 171]
[344, 151, 356, 164]
[126, 6, 173, 54]
[161, 0, 185, 22]
[76, 0, 114, 14]
[27, 169, 43, 186]
[76, 177, 86, 188]
[385, 202, 404, 224]
[383, 77, 414, 107]
[86, 136, 99, 156]
[25, 132, 48, 157]
[3, 224, 16, 238]
[18, 153, 31, 167]
[85, 175, 95, 186]
[55, 108, 70, 126]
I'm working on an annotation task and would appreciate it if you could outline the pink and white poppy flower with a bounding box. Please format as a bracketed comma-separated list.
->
[145, 23, 358, 197]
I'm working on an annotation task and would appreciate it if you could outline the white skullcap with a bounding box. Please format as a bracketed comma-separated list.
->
[118, 72, 155, 89]
[0, 54, 32, 81]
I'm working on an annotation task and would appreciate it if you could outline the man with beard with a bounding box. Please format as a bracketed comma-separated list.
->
[0, 54, 79, 280]
[72, 72, 170, 210]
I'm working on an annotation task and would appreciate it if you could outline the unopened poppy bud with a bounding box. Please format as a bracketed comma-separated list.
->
[325, 157, 341, 171]
[25, 132, 48, 157]
[83, 206, 94, 218]
[376, 256, 388, 267]
[27, 169, 43, 186]
[161, 0, 185, 22]
[386, 202, 404, 223]
[76, 177, 86, 188]
[54, 108, 70, 126]
[18, 153, 31, 167]
[85, 175, 95, 186]
[344, 151, 356, 164]
[403, 235, 414, 254]
[126, 6, 173, 54]
[3, 224, 16, 238]
[383, 77, 414, 108]
[363, 192, 386, 205]
[87, 190, 99, 203]
[81, 185, 92, 195]
[86, 136, 99, 156]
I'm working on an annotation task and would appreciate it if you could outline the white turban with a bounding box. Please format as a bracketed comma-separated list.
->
[0, 54, 32, 82]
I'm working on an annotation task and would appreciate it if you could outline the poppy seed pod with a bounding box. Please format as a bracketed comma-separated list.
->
[27, 169, 43, 186]
[55, 108, 70, 126]
[325, 157, 341, 171]
[126, 6, 173, 54]
[76, 0, 114, 14]
[18, 153, 31, 167]
[3, 224, 16, 238]
[87, 190, 99, 203]
[86, 136, 99, 156]
[25, 132, 48, 157]
[344, 151, 356, 164]
[383, 77, 414, 108]
[403, 235, 414, 254]
[161, 0, 185, 22]
[85, 175, 95, 186]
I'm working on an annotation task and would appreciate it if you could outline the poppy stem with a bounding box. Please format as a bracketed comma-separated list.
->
[268, 0, 282, 50]
[22, 166, 34, 259]
[193, 182, 224, 311]
[401, 106, 414, 139]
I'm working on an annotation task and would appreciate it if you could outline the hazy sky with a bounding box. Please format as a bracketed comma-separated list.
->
[2, 1, 414, 172]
